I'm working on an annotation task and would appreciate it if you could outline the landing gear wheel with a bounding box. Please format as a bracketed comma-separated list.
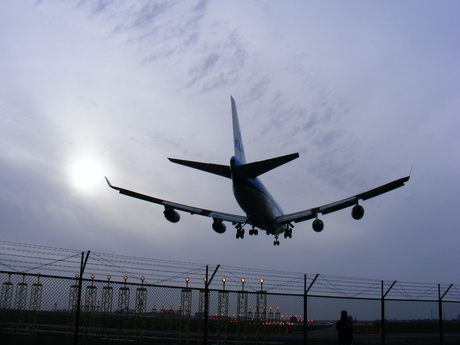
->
[273, 235, 280, 246]
[249, 228, 259, 235]
[236, 228, 245, 239]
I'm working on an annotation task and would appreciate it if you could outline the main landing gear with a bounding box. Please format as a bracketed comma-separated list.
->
[275, 225, 293, 245]
[249, 226, 258, 236]
[236, 224, 259, 239]
[284, 227, 292, 238]
[235, 224, 292, 246]
[236, 223, 244, 239]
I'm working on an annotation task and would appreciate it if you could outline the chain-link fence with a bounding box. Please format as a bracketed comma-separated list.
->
[0, 242, 459, 345]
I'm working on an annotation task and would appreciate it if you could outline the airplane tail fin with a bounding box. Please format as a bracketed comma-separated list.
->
[231, 96, 247, 164]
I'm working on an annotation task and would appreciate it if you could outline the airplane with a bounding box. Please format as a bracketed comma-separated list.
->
[106, 96, 410, 246]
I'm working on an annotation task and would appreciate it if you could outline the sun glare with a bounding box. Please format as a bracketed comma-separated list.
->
[71, 159, 103, 191]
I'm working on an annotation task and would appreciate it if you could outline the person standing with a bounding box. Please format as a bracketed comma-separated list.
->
[336, 310, 353, 345]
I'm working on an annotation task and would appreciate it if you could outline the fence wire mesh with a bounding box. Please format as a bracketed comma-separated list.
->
[0, 241, 459, 345]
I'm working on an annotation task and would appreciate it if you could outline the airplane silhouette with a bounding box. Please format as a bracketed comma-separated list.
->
[106, 96, 409, 245]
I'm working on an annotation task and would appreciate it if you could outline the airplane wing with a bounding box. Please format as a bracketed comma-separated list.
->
[276, 175, 410, 224]
[105, 177, 247, 224]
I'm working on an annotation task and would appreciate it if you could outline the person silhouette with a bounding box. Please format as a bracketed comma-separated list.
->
[335, 310, 353, 345]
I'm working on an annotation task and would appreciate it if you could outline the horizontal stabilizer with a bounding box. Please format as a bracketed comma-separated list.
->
[168, 158, 231, 178]
[239, 152, 299, 179]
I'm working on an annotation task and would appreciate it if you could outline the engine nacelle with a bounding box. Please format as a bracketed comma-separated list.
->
[164, 209, 180, 223]
[212, 219, 226, 234]
[312, 219, 324, 232]
[351, 205, 364, 220]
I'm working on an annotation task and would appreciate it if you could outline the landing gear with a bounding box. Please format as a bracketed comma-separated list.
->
[273, 235, 280, 246]
[284, 228, 292, 238]
[236, 224, 244, 239]
[249, 226, 258, 236]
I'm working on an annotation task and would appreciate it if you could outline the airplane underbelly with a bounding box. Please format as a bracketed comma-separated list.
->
[233, 184, 282, 231]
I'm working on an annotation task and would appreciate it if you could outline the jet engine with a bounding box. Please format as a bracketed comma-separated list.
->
[212, 219, 226, 234]
[164, 209, 180, 223]
[312, 219, 324, 232]
[351, 205, 364, 220]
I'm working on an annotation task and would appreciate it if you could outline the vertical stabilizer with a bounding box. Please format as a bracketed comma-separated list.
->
[231, 96, 247, 164]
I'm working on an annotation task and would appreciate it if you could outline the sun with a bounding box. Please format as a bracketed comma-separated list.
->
[71, 158, 103, 191]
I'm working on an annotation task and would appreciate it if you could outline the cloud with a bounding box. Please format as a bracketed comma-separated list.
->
[0, 1, 458, 286]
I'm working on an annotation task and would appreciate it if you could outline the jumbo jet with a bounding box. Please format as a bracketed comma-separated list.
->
[106, 96, 409, 245]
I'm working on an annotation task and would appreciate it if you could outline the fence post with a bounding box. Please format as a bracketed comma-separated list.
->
[381, 280, 396, 345]
[74, 251, 90, 345]
[303, 274, 307, 345]
[304, 274, 319, 345]
[203, 264, 220, 345]
[438, 284, 453, 345]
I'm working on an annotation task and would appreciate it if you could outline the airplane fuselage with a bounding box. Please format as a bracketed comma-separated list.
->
[230, 156, 286, 234]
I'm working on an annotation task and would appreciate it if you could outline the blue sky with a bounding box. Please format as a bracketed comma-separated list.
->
[1, 1, 459, 285]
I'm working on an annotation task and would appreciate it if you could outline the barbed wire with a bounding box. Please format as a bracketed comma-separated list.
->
[0, 240, 458, 302]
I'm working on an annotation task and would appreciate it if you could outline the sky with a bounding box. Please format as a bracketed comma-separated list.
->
[1, 1, 459, 286]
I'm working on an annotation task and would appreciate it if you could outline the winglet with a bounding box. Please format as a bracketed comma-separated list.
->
[104, 176, 114, 189]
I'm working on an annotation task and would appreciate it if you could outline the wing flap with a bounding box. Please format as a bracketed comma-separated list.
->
[276, 175, 410, 225]
[356, 176, 410, 200]
[105, 177, 246, 224]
